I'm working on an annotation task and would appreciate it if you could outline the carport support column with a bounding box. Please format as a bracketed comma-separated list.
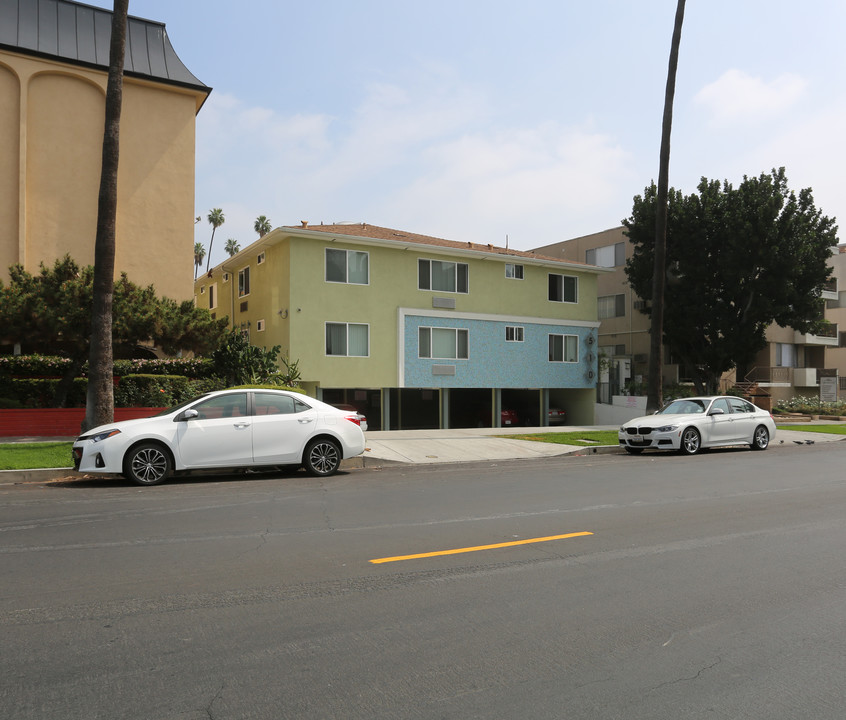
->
[382, 388, 391, 431]
[493, 388, 502, 428]
[542, 389, 550, 427]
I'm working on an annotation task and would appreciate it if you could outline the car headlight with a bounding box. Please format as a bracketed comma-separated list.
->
[655, 425, 678, 433]
[89, 429, 122, 443]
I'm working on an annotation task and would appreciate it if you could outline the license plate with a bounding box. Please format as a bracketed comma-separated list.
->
[504, 420, 512, 425]
[632, 434, 643, 443]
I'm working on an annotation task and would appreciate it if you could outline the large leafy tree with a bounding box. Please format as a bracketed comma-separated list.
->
[86, 0, 128, 431]
[624, 168, 838, 394]
[0, 256, 229, 406]
[205, 208, 225, 273]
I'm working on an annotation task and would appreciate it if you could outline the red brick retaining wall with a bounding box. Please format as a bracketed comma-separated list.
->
[0, 408, 166, 437]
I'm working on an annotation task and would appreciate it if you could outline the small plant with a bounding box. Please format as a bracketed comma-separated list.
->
[775, 395, 846, 416]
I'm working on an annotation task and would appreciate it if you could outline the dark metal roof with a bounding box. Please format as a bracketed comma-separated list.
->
[0, 0, 210, 95]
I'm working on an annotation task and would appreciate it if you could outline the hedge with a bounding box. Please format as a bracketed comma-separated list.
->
[0, 354, 216, 378]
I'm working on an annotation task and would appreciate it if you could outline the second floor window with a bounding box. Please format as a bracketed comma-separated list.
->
[505, 263, 524, 279]
[326, 322, 369, 357]
[238, 267, 250, 297]
[326, 248, 369, 284]
[419, 327, 469, 359]
[419, 259, 468, 293]
[598, 294, 625, 319]
[549, 334, 578, 363]
[549, 273, 577, 303]
[505, 326, 524, 342]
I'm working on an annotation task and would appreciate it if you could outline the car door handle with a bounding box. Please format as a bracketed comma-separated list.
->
[233, 422, 250, 429]
[298, 418, 314, 424]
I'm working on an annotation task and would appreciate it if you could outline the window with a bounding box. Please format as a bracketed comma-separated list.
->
[193, 393, 248, 420]
[257, 252, 265, 265]
[326, 322, 369, 357]
[598, 294, 625, 319]
[586, 242, 625, 268]
[505, 263, 524, 279]
[208, 283, 217, 310]
[256, 319, 265, 332]
[776, 343, 797, 367]
[549, 273, 577, 303]
[505, 326, 524, 342]
[199, 286, 205, 294]
[549, 334, 578, 363]
[238, 266, 250, 297]
[254, 392, 311, 415]
[326, 248, 369, 284]
[419, 327, 469, 359]
[223, 272, 229, 283]
[418, 259, 469, 293]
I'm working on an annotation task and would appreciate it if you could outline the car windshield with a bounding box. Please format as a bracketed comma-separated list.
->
[154, 393, 211, 416]
[659, 399, 706, 414]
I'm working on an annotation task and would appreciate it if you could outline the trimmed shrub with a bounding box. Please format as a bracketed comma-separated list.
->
[4, 378, 88, 407]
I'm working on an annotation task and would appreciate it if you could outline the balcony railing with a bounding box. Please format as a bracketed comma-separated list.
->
[746, 366, 836, 388]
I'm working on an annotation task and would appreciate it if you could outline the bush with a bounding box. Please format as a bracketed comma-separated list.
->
[0, 355, 75, 377]
[775, 396, 846, 416]
[4, 378, 87, 407]
[112, 357, 216, 378]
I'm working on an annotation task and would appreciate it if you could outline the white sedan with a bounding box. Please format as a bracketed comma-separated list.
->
[73, 389, 366, 485]
[619, 396, 776, 455]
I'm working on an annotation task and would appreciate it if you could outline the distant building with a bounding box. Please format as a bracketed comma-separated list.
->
[0, 0, 210, 309]
[195, 222, 609, 430]
[535, 228, 846, 408]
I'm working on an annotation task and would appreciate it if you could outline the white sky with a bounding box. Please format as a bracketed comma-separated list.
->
[89, 1, 846, 266]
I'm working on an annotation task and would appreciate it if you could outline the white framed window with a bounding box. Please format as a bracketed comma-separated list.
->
[326, 322, 369, 357]
[325, 248, 369, 284]
[598, 294, 625, 319]
[223, 272, 230, 283]
[505, 263, 524, 279]
[257, 252, 265, 265]
[256, 319, 265, 332]
[418, 259, 469, 293]
[549, 333, 578, 363]
[776, 343, 797, 367]
[418, 327, 469, 359]
[199, 286, 205, 294]
[505, 326, 524, 342]
[549, 273, 578, 303]
[586, 242, 625, 268]
[238, 266, 250, 297]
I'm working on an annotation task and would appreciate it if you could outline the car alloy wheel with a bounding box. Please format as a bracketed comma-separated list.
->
[751, 425, 770, 450]
[304, 439, 341, 477]
[124, 443, 172, 486]
[680, 427, 701, 455]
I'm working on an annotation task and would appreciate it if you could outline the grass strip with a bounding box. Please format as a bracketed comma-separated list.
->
[775, 424, 846, 435]
[502, 431, 620, 446]
[0, 442, 74, 470]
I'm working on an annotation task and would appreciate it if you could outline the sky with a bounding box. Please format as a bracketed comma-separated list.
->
[88, 1, 846, 268]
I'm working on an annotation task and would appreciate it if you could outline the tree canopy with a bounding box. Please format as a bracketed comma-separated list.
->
[623, 168, 838, 393]
[0, 256, 230, 405]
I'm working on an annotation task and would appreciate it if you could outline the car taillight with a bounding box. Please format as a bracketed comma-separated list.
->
[344, 414, 362, 426]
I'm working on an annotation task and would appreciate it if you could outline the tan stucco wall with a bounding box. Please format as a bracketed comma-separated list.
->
[0, 50, 202, 301]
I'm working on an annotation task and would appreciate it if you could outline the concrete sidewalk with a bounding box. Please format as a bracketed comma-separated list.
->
[1, 423, 844, 483]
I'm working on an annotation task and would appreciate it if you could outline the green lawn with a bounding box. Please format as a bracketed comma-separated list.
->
[0, 442, 74, 470]
[502, 430, 620, 446]
[775, 424, 846, 435]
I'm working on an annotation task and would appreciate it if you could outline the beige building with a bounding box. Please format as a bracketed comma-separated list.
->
[535, 228, 846, 408]
[0, 0, 209, 305]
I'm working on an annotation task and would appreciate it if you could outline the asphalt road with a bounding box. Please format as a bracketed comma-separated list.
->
[3, 443, 846, 719]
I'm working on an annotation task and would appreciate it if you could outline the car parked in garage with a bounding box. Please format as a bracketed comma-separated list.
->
[73, 388, 366, 485]
[619, 396, 775, 455]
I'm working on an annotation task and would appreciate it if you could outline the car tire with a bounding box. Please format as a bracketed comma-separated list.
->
[303, 438, 342, 477]
[624, 447, 644, 455]
[751, 425, 770, 451]
[123, 443, 172, 486]
[679, 427, 701, 455]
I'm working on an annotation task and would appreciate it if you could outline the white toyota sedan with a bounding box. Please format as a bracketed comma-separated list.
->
[619, 396, 776, 455]
[73, 388, 366, 485]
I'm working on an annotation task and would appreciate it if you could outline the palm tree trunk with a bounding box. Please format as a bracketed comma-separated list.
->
[647, 0, 685, 413]
[84, 0, 128, 432]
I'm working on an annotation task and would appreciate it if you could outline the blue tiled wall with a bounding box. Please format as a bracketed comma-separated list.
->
[404, 315, 597, 388]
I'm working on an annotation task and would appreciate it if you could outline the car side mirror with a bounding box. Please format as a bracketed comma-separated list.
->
[708, 408, 725, 416]
[179, 408, 199, 421]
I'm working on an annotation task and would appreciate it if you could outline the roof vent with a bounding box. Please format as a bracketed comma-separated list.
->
[301, 220, 308, 228]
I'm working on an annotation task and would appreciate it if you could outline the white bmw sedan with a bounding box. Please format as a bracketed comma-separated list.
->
[619, 396, 776, 455]
[73, 389, 366, 485]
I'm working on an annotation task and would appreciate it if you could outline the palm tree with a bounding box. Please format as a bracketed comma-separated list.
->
[647, 0, 686, 413]
[224, 238, 240, 257]
[254, 215, 272, 237]
[205, 208, 225, 273]
[84, 0, 128, 432]
[194, 242, 206, 279]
